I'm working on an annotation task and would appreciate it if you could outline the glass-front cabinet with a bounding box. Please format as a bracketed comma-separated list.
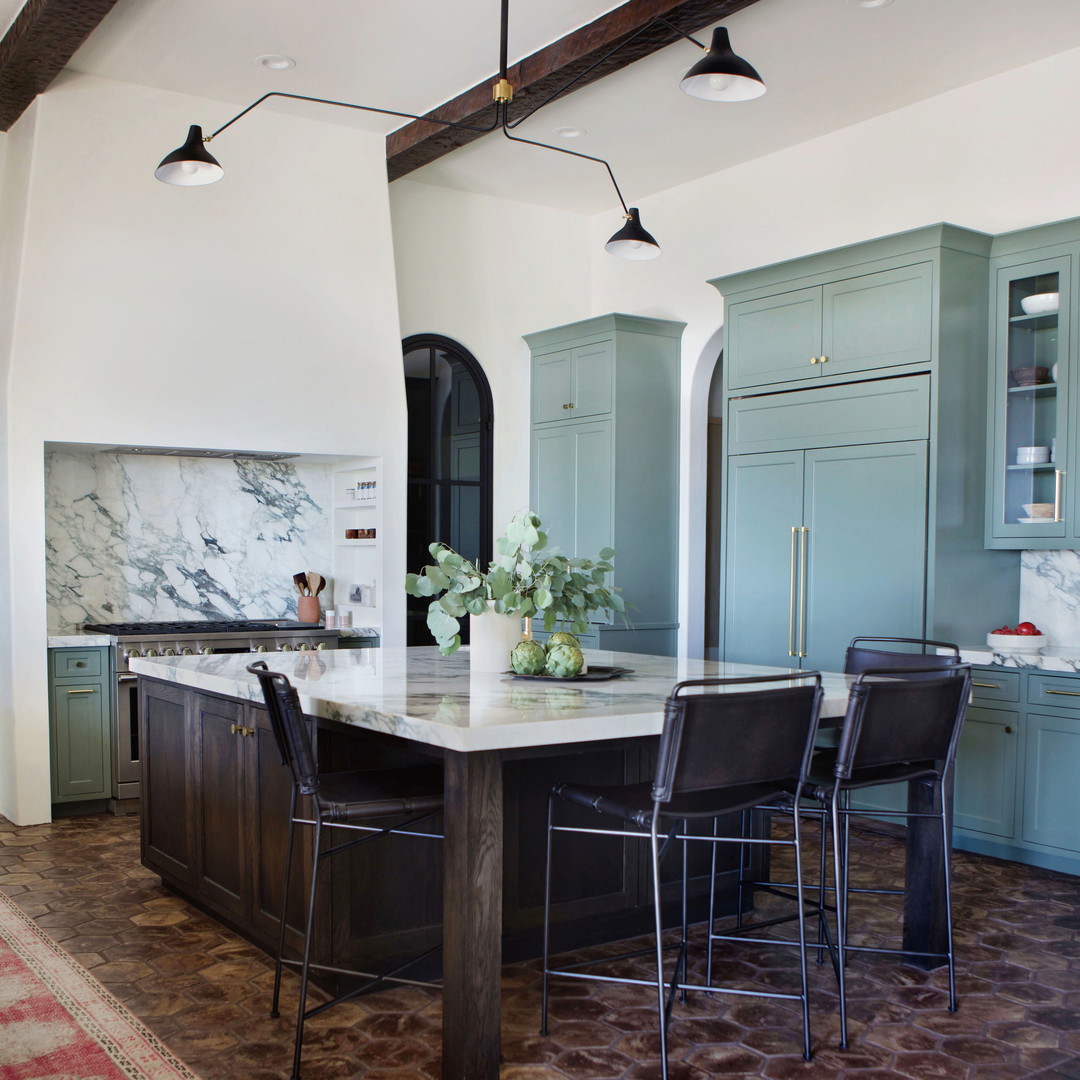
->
[987, 255, 1071, 546]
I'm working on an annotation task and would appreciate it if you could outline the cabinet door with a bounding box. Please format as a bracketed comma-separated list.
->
[802, 441, 928, 673]
[141, 679, 193, 884]
[532, 420, 613, 566]
[987, 256, 1071, 545]
[821, 263, 932, 379]
[723, 451, 804, 666]
[191, 694, 250, 919]
[1023, 709, 1080, 852]
[954, 706, 1019, 837]
[50, 679, 110, 799]
[532, 341, 614, 423]
[726, 287, 823, 390]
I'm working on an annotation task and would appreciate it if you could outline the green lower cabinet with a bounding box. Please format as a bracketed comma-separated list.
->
[1023, 709, 1080, 852]
[953, 705, 1019, 838]
[49, 647, 112, 804]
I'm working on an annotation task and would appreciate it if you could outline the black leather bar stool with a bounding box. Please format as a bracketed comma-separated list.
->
[844, 636, 960, 676]
[247, 662, 444, 1080]
[821, 664, 972, 1047]
[541, 672, 825, 1075]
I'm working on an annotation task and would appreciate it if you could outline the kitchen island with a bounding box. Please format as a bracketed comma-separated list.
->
[129, 647, 926, 1080]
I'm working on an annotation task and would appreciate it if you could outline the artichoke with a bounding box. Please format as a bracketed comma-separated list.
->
[510, 639, 547, 676]
[546, 631, 581, 652]
[545, 643, 584, 678]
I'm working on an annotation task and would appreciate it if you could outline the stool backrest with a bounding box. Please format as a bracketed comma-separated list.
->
[247, 661, 320, 795]
[652, 672, 823, 804]
[844, 636, 960, 677]
[834, 665, 972, 780]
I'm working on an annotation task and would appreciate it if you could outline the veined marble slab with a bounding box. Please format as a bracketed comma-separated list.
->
[959, 645, 1080, 672]
[48, 633, 115, 648]
[130, 647, 853, 753]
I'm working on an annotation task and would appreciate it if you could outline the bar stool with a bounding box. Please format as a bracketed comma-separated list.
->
[844, 636, 961, 677]
[822, 665, 972, 1047]
[541, 672, 825, 1075]
[247, 662, 444, 1080]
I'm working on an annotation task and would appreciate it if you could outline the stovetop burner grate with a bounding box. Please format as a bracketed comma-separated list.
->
[84, 620, 311, 635]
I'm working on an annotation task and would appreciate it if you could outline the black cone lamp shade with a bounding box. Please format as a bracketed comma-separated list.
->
[154, 125, 224, 186]
[604, 208, 660, 260]
[680, 26, 765, 102]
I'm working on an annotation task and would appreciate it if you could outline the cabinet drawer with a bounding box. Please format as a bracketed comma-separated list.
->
[1028, 674, 1080, 709]
[728, 375, 930, 455]
[50, 648, 105, 679]
[970, 669, 1020, 703]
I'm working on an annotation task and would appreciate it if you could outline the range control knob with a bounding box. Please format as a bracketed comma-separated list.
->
[181, 647, 194, 656]
[145, 648, 158, 657]
[280, 644, 294, 652]
[163, 648, 176, 656]
[255, 644, 268, 653]
[201, 646, 214, 655]
[126, 649, 142, 659]
[316, 642, 327, 651]
[298, 643, 311, 651]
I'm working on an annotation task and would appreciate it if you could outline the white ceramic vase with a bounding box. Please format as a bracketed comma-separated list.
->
[468, 602, 521, 672]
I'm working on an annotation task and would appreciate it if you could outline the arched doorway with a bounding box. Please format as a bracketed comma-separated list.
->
[403, 335, 494, 646]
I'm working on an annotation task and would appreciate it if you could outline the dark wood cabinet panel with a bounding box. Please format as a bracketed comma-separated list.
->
[140, 680, 192, 884]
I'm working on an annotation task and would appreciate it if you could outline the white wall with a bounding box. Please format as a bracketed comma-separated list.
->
[389, 181, 592, 535]
[1, 73, 408, 824]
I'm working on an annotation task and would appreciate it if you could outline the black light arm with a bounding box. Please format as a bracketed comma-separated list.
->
[204, 90, 501, 143]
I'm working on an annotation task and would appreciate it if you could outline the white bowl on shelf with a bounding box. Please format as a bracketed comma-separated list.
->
[1020, 292, 1059, 315]
[986, 631, 1047, 653]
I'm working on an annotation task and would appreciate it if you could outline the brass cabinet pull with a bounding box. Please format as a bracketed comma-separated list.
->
[1045, 688, 1080, 697]
[66, 687, 97, 694]
[809, 356, 819, 365]
[788, 527, 798, 657]
[1055, 469, 1064, 523]
[798, 527, 809, 659]
[819, 355, 829, 364]
[972, 681, 1000, 689]
[1005, 726, 1013, 734]
[243, 726, 255, 737]
[230, 722, 240, 735]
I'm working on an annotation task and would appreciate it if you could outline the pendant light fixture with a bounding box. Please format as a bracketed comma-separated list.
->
[155, 5, 764, 260]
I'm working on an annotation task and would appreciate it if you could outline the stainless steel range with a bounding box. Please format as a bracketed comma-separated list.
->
[83, 620, 341, 806]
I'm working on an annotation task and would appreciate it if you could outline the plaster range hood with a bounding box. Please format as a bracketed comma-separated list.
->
[107, 445, 299, 462]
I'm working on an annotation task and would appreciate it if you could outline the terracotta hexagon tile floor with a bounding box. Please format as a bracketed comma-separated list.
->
[2, 811, 1079, 1080]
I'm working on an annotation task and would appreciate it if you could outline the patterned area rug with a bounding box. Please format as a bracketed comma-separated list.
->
[0, 889, 200, 1080]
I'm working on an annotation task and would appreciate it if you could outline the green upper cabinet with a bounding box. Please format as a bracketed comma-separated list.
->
[526, 314, 683, 655]
[982, 217, 1080, 549]
[722, 261, 932, 390]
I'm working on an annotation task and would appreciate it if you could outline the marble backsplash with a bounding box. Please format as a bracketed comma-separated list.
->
[1019, 550, 1080, 645]
[45, 449, 331, 633]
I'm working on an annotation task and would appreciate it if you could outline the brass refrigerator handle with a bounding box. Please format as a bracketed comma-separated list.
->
[798, 526, 809, 659]
[1055, 469, 1064, 523]
[789, 526, 798, 657]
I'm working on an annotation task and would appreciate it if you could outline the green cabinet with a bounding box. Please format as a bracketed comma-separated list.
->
[49, 647, 112, 804]
[526, 314, 683, 656]
[985, 220, 1080, 548]
[724, 437, 927, 672]
[725, 262, 933, 390]
[713, 225, 1019, 669]
[952, 666, 1080, 875]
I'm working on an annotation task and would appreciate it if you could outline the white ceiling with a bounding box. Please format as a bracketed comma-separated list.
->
[64, 0, 1080, 214]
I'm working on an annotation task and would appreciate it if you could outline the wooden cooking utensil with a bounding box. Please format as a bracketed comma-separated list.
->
[313, 574, 326, 596]
[293, 572, 310, 595]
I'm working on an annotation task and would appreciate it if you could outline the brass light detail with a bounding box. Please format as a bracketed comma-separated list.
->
[493, 78, 513, 103]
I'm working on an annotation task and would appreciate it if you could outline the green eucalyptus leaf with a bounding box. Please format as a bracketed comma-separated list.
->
[599, 547, 616, 560]
[426, 564, 451, 590]
[464, 595, 490, 616]
[533, 586, 553, 609]
[439, 592, 467, 617]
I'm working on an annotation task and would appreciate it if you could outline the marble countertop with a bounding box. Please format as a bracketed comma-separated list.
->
[129, 647, 854, 753]
[47, 625, 381, 649]
[959, 645, 1080, 672]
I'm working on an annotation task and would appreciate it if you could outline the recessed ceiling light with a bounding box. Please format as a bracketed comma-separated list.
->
[851, 0, 894, 7]
[554, 126, 586, 139]
[256, 54, 296, 70]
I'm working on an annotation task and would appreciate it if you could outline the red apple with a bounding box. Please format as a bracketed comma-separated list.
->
[1015, 621, 1040, 635]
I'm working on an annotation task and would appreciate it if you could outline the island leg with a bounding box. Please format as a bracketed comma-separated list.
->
[442, 749, 503, 1080]
[903, 768, 952, 968]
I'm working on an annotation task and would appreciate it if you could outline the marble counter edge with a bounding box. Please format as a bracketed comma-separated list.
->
[48, 633, 115, 648]
[959, 645, 1080, 672]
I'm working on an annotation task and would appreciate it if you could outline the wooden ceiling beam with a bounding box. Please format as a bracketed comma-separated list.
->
[0, 0, 121, 131]
[386, 0, 763, 181]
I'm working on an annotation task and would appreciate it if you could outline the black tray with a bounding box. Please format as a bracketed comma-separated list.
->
[504, 665, 634, 682]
